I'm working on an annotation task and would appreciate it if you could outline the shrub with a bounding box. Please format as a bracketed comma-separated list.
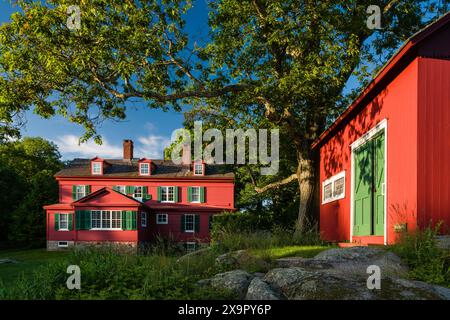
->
[0, 247, 237, 300]
[393, 223, 450, 287]
[211, 224, 324, 253]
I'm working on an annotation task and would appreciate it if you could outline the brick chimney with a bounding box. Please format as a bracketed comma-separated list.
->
[123, 140, 134, 161]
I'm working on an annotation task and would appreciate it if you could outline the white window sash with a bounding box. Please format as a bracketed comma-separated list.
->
[161, 186, 175, 203]
[184, 214, 195, 232]
[90, 210, 122, 230]
[156, 214, 168, 224]
[322, 171, 346, 204]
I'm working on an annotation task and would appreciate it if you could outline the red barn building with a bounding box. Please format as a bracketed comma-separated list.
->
[313, 13, 450, 245]
[44, 140, 235, 250]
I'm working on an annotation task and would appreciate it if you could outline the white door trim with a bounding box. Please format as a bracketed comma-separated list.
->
[350, 119, 388, 245]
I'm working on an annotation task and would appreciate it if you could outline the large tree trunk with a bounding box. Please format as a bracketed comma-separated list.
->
[296, 153, 316, 234]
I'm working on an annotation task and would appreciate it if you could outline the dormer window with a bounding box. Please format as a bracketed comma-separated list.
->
[139, 163, 150, 176]
[194, 162, 204, 175]
[92, 162, 102, 175]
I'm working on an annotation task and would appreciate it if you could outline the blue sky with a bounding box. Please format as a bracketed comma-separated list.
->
[0, 0, 211, 160]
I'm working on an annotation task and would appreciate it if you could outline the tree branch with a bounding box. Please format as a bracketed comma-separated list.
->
[255, 173, 298, 193]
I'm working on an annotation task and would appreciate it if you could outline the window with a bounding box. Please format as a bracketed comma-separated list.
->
[58, 241, 69, 248]
[134, 186, 143, 199]
[92, 162, 102, 174]
[185, 242, 197, 251]
[91, 210, 122, 230]
[184, 214, 195, 232]
[161, 186, 175, 202]
[75, 185, 86, 200]
[191, 187, 200, 203]
[156, 213, 168, 224]
[194, 163, 203, 175]
[322, 171, 346, 204]
[139, 163, 150, 175]
[115, 185, 126, 194]
[141, 212, 147, 227]
[59, 214, 69, 230]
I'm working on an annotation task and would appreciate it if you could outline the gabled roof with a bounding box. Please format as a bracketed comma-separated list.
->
[312, 11, 450, 150]
[72, 187, 143, 206]
[55, 159, 234, 179]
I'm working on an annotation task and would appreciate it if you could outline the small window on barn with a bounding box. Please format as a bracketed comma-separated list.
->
[322, 171, 346, 204]
[92, 162, 102, 175]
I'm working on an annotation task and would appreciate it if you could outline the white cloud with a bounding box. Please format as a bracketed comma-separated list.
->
[54, 135, 123, 159]
[136, 135, 171, 159]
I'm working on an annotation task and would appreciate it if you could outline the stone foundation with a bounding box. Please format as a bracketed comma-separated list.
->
[47, 240, 137, 252]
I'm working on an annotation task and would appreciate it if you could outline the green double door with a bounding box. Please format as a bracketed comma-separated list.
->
[353, 131, 385, 236]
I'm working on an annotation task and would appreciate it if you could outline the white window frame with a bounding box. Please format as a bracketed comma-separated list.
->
[322, 171, 346, 204]
[92, 162, 102, 175]
[156, 213, 168, 225]
[75, 185, 87, 200]
[115, 185, 126, 194]
[59, 213, 69, 231]
[139, 163, 150, 176]
[184, 214, 195, 233]
[90, 210, 122, 230]
[190, 186, 201, 203]
[141, 212, 147, 227]
[194, 163, 203, 175]
[186, 242, 197, 251]
[160, 186, 175, 203]
[134, 186, 143, 200]
[58, 241, 69, 248]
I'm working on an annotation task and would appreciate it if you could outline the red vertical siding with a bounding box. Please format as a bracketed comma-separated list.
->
[319, 58, 419, 244]
[417, 57, 450, 232]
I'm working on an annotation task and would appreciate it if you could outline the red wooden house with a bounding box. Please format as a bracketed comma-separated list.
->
[44, 140, 235, 250]
[313, 13, 450, 245]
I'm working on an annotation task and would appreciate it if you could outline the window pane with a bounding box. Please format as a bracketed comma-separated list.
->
[185, 215, 194, 232]
[194, 164, 202, 175]
[134, 186, 143, 198]
[59, 214, 68, 229]
[92, 211, 101, 228]
[102, 211, 111, 229]
[161, 187, 167, 201]
[324, 183, 332, 201]
[191, 187, 200, 202]
[334, 177, 345, 197]
[111, 211, 121, 229]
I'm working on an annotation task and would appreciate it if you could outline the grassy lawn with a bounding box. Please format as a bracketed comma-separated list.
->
[0, 248, 69, 288]
[250, 245, 333, 260]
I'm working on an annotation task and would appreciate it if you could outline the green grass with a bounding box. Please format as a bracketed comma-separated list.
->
[250, 245, 333, 260]
[0, 248, 68, 288]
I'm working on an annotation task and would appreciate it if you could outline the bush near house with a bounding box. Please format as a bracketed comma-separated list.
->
[392, 224, 450, 288]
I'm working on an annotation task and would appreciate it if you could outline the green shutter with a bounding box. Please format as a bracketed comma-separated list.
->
[157, 187, 161, 202]
[75, 210, 81, 230]
[83, 210, 91, 230]
[181, 215, 185, 232]
[68, 213, 73, 231]
[142, 186, 151, 201]
[174, 187, 179, 202]
[200, 187, 205, 203]
[54, 213, 60, 231]
[187, 187, 192, 202]
[85, 185, 91, 195]
[126, 186, 136, 195]
[195, 215, 200, 232]
[131, 211, 137, 230]
[121, 210, 127, 229]
[112, 186, 118, 192]
[72, 186, 77, 200]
